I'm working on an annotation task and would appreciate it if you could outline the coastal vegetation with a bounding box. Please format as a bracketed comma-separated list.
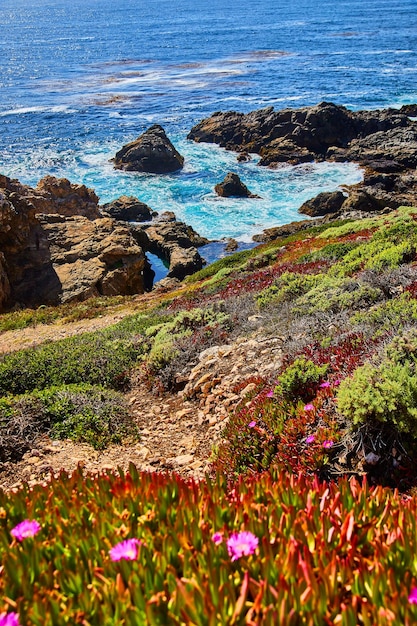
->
[2, 205, 417, 622]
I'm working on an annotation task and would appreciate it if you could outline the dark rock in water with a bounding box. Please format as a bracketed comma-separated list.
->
[101, 195, 156, 222]
[225, 238, 239, 252]
[299, 191, 346, 217]
[237, 152, 251, 162]
[113, 124, 185, 173]
[215, 172, 260, 198]
[400, 104, 417, 117]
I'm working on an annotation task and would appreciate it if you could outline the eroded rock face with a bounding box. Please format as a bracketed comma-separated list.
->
[299, 191, 346, 217]
[113, 125, 185, 173]
[214, 172, 259, 198]
[0, 175, 146, 310]
[131, 213, 209, 280]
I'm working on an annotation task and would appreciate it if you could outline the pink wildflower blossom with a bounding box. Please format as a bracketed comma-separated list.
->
[306, 435, 316, 444]
[109, 538, 142, 562]
[319, 381, 331, 389]
[227, 531, 259, 562]
[333, 379, 341, 386]
[248, 421, 256, 428]
[0, 613, 20, 626]
[266, 389, 274, 398]
[211, 532, 223, 545]
[409, 587, 417, 604]
[323, 440, 334, 449]
[11, 520, 41, 541]
[303, 403, 314, 412]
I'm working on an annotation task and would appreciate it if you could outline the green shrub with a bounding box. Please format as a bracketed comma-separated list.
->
[293, 276, 382, 315]
[351, 292, 417, 334]
[0, 384, 137, 459]
[277, 357, 328, 402]
[300, 241, 361, 262]
[257, 272, 322, 308]
[337, 332, 417, 435]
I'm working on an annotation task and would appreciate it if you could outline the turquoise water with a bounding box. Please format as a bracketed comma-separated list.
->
[1, 0, 416, 240]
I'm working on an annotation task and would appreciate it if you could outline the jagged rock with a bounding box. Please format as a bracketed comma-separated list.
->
[131, 213, 209, 281]
[214, 172, 260, 198]
[299, 191, 346, 217]
[38, 215, 145, 302]
[188, 102, 414, 168]
[101, 196, 156, 222]
[0, 174, 147, 310]
[113, 125, 185, 173]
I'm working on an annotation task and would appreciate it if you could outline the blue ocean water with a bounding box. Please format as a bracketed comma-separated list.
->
[1, 0, 416, 241]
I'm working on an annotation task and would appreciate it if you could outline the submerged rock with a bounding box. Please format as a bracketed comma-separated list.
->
[113, 124, 185, 173]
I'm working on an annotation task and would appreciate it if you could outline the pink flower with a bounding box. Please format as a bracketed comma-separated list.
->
[227, 531, 259, 562]
[266, 389, 274, 398]
[409, 587, 417, 604]
[306, 435, 316, 444]
[319, 381, 331, 388]
[248, 421, 256, 428]
[323, 440, 334, 449]
[11, 520, 41, 541]
[109, 538, 142, 562]
[211, 532, 223, 545]
[0, 613, 20, 626]
[333, 379, 341, 386]
[303, 403, 314, 412]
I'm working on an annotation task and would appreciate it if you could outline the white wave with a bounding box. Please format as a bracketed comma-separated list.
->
[0, 105, 77, 117]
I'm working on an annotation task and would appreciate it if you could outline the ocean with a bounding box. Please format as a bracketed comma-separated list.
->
[1, 0, 416, 245]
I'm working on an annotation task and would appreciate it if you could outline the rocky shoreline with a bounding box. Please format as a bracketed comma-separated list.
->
[1, 102, 416, 312]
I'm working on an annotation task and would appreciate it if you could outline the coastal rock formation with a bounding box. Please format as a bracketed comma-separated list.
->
[299, 191, 346, 217]
[113, 125, 185, 173]
[101, 196, 156, 222]
[131, 212, 208, 280]
[0, 175, 146, 310]
[189, 102, 417, 219]
[214, 172, 259, 198]
[38, 215, 145, 302]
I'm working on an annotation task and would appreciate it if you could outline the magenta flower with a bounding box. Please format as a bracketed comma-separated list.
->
[303, 403, 314, 412]
[11, 520, 41, 541]
[306, 435, 316, 444]
[109, 538, 142, 562]
[227, 531, 259, 562]
[409, 587, 417, 604]
[211, 532, 223, 545]
[319, 381, 331, 389]
[323, 440, 334, 449]
[333, 379, 341, 386]
[248, 421, 257, 428]
[266, 389, 274, 398]
[0, 612, 20, 626]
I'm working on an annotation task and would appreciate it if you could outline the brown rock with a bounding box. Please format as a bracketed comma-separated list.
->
[299, 191, 346, 217]
[101, 196, 156, 222]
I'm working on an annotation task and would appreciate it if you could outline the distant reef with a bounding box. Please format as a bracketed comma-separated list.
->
[189, 101, 417, 229]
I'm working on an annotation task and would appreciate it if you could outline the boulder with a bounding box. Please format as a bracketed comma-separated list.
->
[113, 125, 185, 173]
[214, 172, 260, 198]
[299, 191, 346, 217]
[101, 196, 156, 222]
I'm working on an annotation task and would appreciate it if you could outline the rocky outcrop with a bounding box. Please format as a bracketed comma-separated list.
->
[38, 215, 145, 302]
[131, 212, 209, 280]
[299, 191, 346, 217]
[0, 175, 147, 310]
[188, 102, 413, 168]
[214, 172, 260, 198]
[101, 196, 156, 222]
[113, 125, 185, 173]
[189, 102, 417, 221]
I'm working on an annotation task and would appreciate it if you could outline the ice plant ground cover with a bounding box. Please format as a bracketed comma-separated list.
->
[1, 465, 417, 624]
